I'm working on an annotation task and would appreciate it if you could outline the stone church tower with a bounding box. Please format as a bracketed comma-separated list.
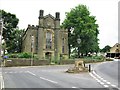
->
[22, 10, 68, 62]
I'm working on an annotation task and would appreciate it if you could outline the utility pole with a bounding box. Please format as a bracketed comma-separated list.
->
[31, 35, 34, 66]
[0, 18, 3, 62]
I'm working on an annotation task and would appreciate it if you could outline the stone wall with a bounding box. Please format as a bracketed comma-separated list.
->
[5, 58, 49, 67]
[4, 58, 75, 67]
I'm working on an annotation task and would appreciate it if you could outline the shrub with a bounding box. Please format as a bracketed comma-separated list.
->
[18, 52, 32, 58]
[83, 55, 104, 63]
[7, 54, 18, 58]
[33, 54, 39, 60]
[7, 52, 32, 58]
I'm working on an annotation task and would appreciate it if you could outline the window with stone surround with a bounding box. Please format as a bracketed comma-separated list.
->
[62, 38, 65, 53]
[46, 32, 52, 49]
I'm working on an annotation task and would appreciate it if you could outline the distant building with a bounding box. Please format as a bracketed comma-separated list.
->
[22, 10, 69, 61]
[106, 43, 120, 58]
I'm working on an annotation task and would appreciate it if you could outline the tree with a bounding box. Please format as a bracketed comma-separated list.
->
[62, 4, 99, 57]
[10, 28, 24, 53]
[100, 45, 111, 53]
[0, 10, 19, 53]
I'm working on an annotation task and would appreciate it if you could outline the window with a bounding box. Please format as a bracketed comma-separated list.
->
[62, 38, 65, 53]
[46, 32, 52, 49]
[116, 44, 119, 47]
[62, 46, 64, 53]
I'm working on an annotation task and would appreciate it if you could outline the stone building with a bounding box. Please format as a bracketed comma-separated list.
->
[22, 10, 68, 62]
[106, 43, 120, 58]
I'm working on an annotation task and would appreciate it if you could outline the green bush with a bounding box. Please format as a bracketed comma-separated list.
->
[33, 54, 39, 60]
[7, 54, 18, 58]
[18, 52, 32, 58]
[7, 52, 32, 58]
[83, 55, 104, 63]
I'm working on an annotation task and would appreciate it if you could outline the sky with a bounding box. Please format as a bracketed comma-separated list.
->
[0, 0, 119, 49]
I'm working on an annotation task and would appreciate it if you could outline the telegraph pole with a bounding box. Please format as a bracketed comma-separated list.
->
[31, 35, 34, 66]
[0, 18, 3, 62]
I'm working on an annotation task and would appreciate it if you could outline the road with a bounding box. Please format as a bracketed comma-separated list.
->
[90, 60, 119, 89]
[0, 61, 119, 90]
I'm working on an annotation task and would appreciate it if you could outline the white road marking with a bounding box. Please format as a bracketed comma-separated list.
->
[106, 82, 111, 85]
[27, 71, 58, 84]
[89, 72, 108, 88]
[90, 70, 118, 88]
[0, 74, 4, 89]
[100, 82, 104, 85]
[72, 86, 77, 88]
[39, 77, 58, 84]
[111, 84, 117, 87]
[102, 79, 107, 82]
[27, 71, 36, 76]
[104, 85, 109, 88]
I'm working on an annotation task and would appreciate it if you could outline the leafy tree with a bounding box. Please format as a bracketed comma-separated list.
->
[62, 4, 99, 57]
[10, 28, 24, 53]
[100, 45, 111, 53]
[0, 10, 19, 53]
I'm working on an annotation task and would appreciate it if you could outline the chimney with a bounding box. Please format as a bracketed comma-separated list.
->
[55, 12, 60, 20]
[39, 10, 44, 18]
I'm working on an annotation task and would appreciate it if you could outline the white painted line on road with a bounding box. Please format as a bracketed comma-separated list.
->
[89, 72, 108, 88]
[27, 71, 58, 84]
[99, 82, 104, 85]
[90, 70, 119, 89]
[0, 74, 4, 89]
[39, 77, 58, 84]
[72, 86, 77, 88]
[27, 71, 36, 76]
[111, 84, 117, 87]
[106, 82, 111, 85]
[104, 85, 109, 88]
[102, 79, 107, 82]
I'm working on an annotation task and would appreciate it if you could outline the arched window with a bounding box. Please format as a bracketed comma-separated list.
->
[46, 32, 52, 49]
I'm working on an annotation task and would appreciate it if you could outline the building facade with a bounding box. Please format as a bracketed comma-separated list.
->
[22, 10, 68, 62]
[106, 43, 120, 58]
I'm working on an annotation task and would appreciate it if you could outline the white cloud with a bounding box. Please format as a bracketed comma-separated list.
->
[0, 0, 119, 49]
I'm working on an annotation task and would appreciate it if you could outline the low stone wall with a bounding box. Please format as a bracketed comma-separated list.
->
[4, 58, 49, 67]
[4, 58, 76, 66]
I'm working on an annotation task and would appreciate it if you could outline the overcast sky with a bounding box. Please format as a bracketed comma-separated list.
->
[0, 0, 119, 49]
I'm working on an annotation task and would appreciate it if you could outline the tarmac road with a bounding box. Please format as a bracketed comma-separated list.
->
[0, 61, 119, 90]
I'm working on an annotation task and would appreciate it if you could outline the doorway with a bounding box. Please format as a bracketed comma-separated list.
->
[45, 52, 52, 60]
